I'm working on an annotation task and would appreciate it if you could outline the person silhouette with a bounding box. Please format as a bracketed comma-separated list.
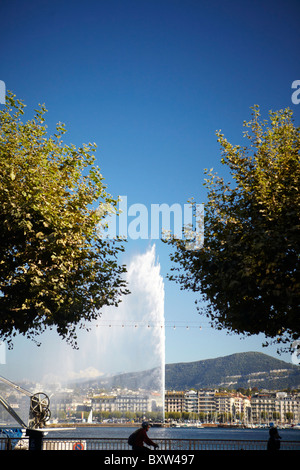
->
[267, 425, 281, 451]
[128, 422, 159, 452]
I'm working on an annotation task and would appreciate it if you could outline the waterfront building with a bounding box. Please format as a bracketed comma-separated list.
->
[91, 395, 116, 413]
[198, 389, 217, 418]
[115, 394, 150, 413]
[165, 391, 185, 413]
[214, 392, 234, 419]
[91, 392, 151, 414]
[250, 392, 300, 424]
[164, 390, 257, 424]
[184, 390, 198, 414]
[250, 392, 279, 424]
[277, 393, 300, 423]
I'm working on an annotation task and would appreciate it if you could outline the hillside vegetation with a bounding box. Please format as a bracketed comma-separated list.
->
[84, 352, 300, 391]
[165, 352, 300, 390]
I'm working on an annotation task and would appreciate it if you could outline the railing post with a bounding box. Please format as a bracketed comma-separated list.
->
[26, 429, 43, 451]
[6, 438, 12, 450]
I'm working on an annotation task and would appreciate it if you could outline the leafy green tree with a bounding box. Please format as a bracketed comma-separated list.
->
[0, 92, 128, 348]
[166, 106, 300, 350]
[285, 411, 293, 423]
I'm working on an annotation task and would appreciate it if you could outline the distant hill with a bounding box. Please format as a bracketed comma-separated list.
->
[76, 352, 300, 391]
[165, 352, 300, 390]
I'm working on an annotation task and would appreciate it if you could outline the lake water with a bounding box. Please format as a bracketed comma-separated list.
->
[46, 425, 300, 447]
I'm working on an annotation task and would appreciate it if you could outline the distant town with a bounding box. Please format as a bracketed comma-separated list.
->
[1, 380, 300, 428]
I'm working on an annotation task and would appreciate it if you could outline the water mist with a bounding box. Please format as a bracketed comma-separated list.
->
[3, 245, 166, 422]
[95, 244, 166, 418]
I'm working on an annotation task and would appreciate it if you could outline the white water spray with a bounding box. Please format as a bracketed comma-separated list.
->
[4, 245, 166, 420]
[94, 244, 165, 416]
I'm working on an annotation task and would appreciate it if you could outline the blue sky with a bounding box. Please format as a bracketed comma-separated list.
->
[1, 0, 299, 381]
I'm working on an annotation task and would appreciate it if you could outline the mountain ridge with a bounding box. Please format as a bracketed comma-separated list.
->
[165, 351, 300, 390]
[77, 351, 300, 391]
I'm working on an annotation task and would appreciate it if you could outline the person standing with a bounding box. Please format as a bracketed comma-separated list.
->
[267, 425, 281, 451]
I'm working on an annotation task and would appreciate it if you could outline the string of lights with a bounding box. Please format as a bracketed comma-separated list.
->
[94, 320, 208, 330]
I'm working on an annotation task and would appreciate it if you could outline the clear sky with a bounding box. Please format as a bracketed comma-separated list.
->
[0, 0, 299, 382]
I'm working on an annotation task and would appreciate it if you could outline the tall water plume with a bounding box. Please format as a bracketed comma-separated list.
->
[3, 244, 166, 421]
[94, 243, 166, 418]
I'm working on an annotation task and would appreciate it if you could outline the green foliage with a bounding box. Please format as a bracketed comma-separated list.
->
[0, 92, 128, 348]
[165, 106, 300, 349]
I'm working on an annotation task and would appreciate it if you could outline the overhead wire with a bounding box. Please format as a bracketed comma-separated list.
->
[94, 320, 207, 330]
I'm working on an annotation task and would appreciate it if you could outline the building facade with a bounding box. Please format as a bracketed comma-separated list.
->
[165, 391, 185, 413]
[165, 390, 300, 424]
[250, 392, 300, 424]
[184, 390, 198, 414]
[91, 393, 151, 414]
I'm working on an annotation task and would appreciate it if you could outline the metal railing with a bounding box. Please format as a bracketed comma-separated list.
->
[1, 437, 300, 451]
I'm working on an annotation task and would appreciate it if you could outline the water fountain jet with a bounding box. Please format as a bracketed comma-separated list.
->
[94, 244, 165, 420]
[3, 244, 166, 423]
